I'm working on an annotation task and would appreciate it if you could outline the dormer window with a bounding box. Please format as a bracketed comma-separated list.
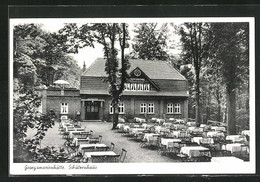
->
[124, 83, 151, 91]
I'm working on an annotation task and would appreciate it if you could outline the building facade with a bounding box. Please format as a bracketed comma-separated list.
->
[37, 87, 81, 119]
[80, 58, 189, 121]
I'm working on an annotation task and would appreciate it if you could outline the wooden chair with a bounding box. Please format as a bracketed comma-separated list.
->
[119, 149, 127, 163]
[110, 142, 115, 151]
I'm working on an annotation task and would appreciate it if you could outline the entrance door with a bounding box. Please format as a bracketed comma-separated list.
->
[85, 101, 100, 120]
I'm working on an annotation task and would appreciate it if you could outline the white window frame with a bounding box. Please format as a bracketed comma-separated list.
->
[109, 104, 114, 114]
[167, 103, 174, 114]
[118, 103, 125, 114]
[110, 103, 125, 114]
[140, 103, 147, 114]
[174, 103, 181, 114]
[61, 103, 68, 114]
[147, 103, 154, 114]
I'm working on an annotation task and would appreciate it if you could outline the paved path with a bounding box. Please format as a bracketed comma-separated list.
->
[37, 121, 177, 163]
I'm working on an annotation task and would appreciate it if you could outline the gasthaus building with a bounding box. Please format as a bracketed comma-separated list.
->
[80, 58, 189, 122]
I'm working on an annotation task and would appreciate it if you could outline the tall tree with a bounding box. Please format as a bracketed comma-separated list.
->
[209, 23, 249, 134]
[179, 23, 210, 125]
[90, 23, 130, 129]
[131, 23, 169, 61]
[59, 23, 130, 129]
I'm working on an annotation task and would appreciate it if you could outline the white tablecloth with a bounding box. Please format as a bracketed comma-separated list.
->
[211, 156, 244, 163]
[84, 151, 117, 158]
[143, 133, 159, 142]
[163, 122, 173, 127]
[180, 146, 209, 157]
[171, 131, 188, 138]
[117, 123, 125, 129]
[241, 130, 250, 136]
[212, 126, 226, 132]
[222, 143, 247, 153]
[79, 143, 107, 154]
[123, 125, 130, 131]
[129, 128, 146, 134]
[226, 135, 246, 143]
[69, 131, 85, 138]
[200, 137, 214, 144]
[207, 131, 225, 137]
[186, 122, 196, 126]
[191, 137, 203, 144]
[156, 119, 165, 124]
[161, 138, 181, 147]
[72, 138, 90, 146]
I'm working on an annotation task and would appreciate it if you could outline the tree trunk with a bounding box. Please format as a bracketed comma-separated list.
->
[227, 89, 236, 134]
[195, 70, 201, 125]
[112, 102, 119, 129]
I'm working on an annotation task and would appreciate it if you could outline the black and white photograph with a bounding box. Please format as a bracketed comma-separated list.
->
[9, 15, 255, 175]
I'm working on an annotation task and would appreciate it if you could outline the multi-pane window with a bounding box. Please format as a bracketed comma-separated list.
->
[167, 103, 174, 114]
[61, 103, 68, 114]
[124, 83, 151, 91]
[110, 103, 125, 114]
[118, 103, 125, 114]
[174, 103, 181, 114]
[148, 103, 154, 114]
[140, 103, 147, 114]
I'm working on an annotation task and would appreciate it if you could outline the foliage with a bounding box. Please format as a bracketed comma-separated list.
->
[208, 23, 249, 134]
[13, 23, 82, 162]
[131, 23, 169, 61]
[179, 23, 211, 124]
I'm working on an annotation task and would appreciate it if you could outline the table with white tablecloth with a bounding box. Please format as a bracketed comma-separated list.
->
[83, 151, 118, 161]
[156, 119, 165, 124]
[241, 130, 250, 136]
[191, 137, 203, 144]
[129, 128, 146, 134]
[180, 146, 210, 157]
[171, 131, 188, 138]
[211, 126, 226, 132]
[161, 138, 181, 148]
[207, 131, 225, 137]
[143, 133, 159, 142]
[117, 123, 125, 129]
[72, 137, 90, 146]
[226, 135, 246, 143]
[79, 143, 107, 154]
[222, 143, 248, 153]
[211, 156, 244, 163]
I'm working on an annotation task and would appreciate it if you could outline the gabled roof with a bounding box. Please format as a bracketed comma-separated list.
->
[82, 58, 186, 80]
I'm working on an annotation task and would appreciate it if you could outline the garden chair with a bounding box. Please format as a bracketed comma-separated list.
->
[110, 142, 115, 151]
[119, 149, 127, 163]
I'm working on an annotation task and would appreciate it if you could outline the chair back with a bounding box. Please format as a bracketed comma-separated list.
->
[110, 142, 115, 151]
[119, 149, 127, 163]
[98, 135, 103, 143]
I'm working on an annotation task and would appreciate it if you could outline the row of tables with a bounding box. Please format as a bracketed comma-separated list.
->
[116, 120, 250, 161]
[60, 120, 120, 163]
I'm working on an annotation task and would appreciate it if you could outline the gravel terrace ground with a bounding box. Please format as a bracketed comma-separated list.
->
[27, 121, 177, 163]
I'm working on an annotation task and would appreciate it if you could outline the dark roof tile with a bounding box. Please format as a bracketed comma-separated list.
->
[82, 58, 186, 80]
